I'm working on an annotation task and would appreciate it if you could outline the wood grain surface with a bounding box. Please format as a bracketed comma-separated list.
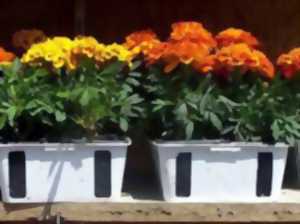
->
[0, 0, 300, 60]
[1, 202, 300, 222]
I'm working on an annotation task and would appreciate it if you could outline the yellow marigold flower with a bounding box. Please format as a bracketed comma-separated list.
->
[104, 43, 134, 65]
[70, 37, 133, 66]
[72, 36, 99, 58]
[22, 36, 133, 70]
[12, 29, 47, 50]
[21, 37, 74, 69]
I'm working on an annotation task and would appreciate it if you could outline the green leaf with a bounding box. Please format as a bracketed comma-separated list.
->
[185, 121, 194, 139]
[55, 111, 66, 122]
[287, 136, 295, 146]
[126, 78, 140, 86]
[129, 72, 142, 77]
[11, 58, 22, 74]
[25, 101, 37, 110]
[7, 106, 17, 126]
[79, 87, 99, 106]
[127, 94, 143, 104]
[200, 89, 211, 113]
[177, 103, 188, 116]
[57, 91, 70, 99]
[120, 118, 128, 132]
[100, 61, 124, 76]
[79, 90, 89, 106]
[130, 60, 142, 71]
[0, 116, 7, 129]
[221, 126, 235, 135]
[271, 120, 281, 140]
[285, 124, 300, 138]
[210, 113, 222, 131]
[9, 85, 17, 98]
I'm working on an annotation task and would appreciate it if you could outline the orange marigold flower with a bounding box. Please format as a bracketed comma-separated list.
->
[193, 55, 216, 74]
[213, 43, 274, 79]
[216, 28, 260, 49]
[170, 21, 216, 49]
[124, 30, 161, 56]
[277, 48, 300, 79]
[12, 29, 46, 50]
[254, 50, 274, 79]
[146, 42, 168, 65]
[0, 47, 15, 63]
[147, 40, 211, 73]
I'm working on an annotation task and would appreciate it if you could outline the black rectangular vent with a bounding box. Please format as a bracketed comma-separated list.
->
[9, 151, 26, 198]
[94, 151, 111, 197]
[256, 152, 273, 197]
[176, 152, 192, 197]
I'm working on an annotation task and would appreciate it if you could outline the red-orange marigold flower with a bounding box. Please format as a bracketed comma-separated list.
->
[193, 55, 216, 74]
[147, 39, 211, 73]
[170, 21, 216, 49]
[0, 47, 15, 63]
[216, 28, 260, 49]
[213, 43, 274, 79]
[124, 30, 161, 56]
[277, 48, 300, 79]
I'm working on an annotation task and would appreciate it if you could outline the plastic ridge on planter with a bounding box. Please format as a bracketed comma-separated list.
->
[0, 138, 131, 203]
[152, 141, 288, 202]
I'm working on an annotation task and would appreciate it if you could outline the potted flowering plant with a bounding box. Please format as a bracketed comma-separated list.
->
[277, 49, 300, 188]
[128, 22, 294, 202]
[0, 36, 143, 203]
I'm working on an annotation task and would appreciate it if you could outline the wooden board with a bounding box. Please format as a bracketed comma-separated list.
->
[0, 201, 300, 222]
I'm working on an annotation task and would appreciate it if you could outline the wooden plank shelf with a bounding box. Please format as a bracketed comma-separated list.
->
[0, 190, 300, 222]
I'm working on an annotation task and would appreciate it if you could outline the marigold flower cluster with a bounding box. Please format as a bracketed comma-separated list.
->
[0, 47, 15, 65]
[170, 22, 217, 48]
[210, 28, 274, 79]
[277, 48, 300, 79]
[132, 22, 216, 73]
[12, 29, 47, 50]
[1, 22, 290, 81]
[124, 30, 161, 56]
[198, 43, 274, 79]
[21, 37, 74, 69]
[124, 22, 273, 78]
[22, 36, 133, 70]
[216, 28, 260, 49]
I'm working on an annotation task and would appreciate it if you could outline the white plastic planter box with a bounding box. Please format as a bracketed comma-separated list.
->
[152, 141, 288, 202]
[0, 140, 130, 203]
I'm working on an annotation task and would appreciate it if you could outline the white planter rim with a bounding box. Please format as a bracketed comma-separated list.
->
[0, 138, 131, 151]
[152, 140, 288, 150]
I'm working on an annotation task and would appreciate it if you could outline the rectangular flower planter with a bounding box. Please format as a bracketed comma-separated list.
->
[152, 141, 288, 202]
[0, 140, 130, 203]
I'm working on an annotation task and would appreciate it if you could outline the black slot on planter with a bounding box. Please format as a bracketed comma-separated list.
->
[94, 151, 111, 197]
[9, 151, 26, 198]
[176, 152, 192, 197]
[256, 152, 273, 197]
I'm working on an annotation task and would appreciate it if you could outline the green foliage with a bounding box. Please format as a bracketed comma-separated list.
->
[0, 58, 143, 141]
